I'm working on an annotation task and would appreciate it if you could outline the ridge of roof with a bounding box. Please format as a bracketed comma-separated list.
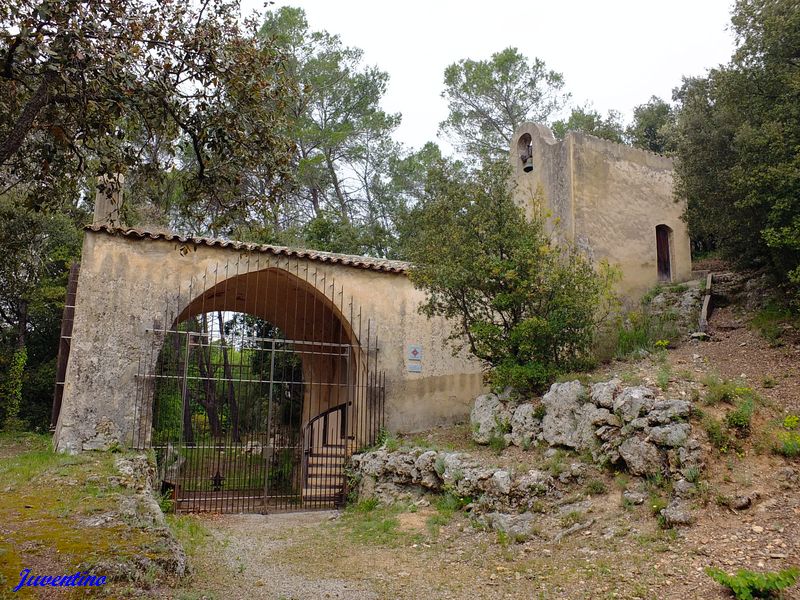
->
[84, 224, 410, 274]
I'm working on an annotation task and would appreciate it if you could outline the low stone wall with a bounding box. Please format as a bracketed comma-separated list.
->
[351, 378, 706, 530]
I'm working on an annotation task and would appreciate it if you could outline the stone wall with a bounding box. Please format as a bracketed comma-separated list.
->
[54, 230, 485, 452]
[511, 123, 692, 301]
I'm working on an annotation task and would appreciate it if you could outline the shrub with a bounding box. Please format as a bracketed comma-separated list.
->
[774, 431, 800, 458]
[783, 415, 799, 431]
[488, 433, 507, 455]
[606, 308, 680, 361]
[585, 479, 607, 496]
[727, 398, 755, 435]
[706, 566, 799, 600]
[2, 347, 27, 431]
[703, 373, 738, 405]
[751, 303, 796, 347]
[704, 416, 732, 453]
[403, 159, 619, 394]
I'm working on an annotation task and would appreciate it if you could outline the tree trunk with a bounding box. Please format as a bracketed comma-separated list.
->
[195, 314, 221, 439]
[0, 70, 56, 168]
[174, 325, 195, 445]
[16, 299, 27, 350]
[217, 311, 240, 443]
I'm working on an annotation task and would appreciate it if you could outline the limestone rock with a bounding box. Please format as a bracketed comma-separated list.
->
[672, 478, 696, 499]
[613, 386, 655, 423]
[618, 437, 663, 476]
[623, 490, 646, 505]
[541, 381, 586, 448]
[646, 423, 691, 447]
[660, 499, 695, 526]
[471, 393, 512, 444]
[510, 403, 542, 447]
[590, 378, 621, 409]
[648, 400, 692, 424]
[482, 512, 538, 541]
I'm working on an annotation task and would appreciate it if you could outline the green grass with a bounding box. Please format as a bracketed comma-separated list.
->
[167, 514, 213, 555]
[338, 500, 416, 547]
[560, 510, 585, 528]
[751, 302, 798, 347]
[704, 415, 733, 453]
[0, 432, 182, 595]
[585, 479, 608, 496]
[702, 373, 739, 405]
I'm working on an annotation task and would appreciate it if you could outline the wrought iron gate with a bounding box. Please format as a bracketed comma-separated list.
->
[131, 309, 384, 514]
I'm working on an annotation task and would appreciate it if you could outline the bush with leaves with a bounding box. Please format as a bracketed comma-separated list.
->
[402, 159, 618, 393]
[706, 566, 799, 600]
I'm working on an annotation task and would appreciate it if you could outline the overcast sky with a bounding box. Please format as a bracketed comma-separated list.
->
[245, 0, 736, 151]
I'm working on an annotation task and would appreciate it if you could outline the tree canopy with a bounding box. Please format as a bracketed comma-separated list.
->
[0, 0, 297, 223]
[401, 159, 618, 393]
[673, 0, 800, 300]
[439, 47, 569, 161]
[627, 96, 676, 155]
[552, 105, 626, 144]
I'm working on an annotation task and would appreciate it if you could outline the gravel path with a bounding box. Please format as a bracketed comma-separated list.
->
[182, 512, 378, 600]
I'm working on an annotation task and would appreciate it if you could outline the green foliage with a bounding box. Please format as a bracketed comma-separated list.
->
[751, 303, 798, 346]
[703, 373, 740, 405]
[726, 398, 755, 435]
[552, 105, 626, 144]
[782, 415, 799, 430]
[626, 96, 677, 154]
[705, 566, 799, 600]
[1, 0, 297, 221]
[2, 347, 26, 431]
[602, 307, 679, 362]
[585, 479, 608, 496]
[544, 450, 567, 477]
[403, 159, 618, 394]
[674, 0, 800, 299]
[439, 47, 568, 160]
[560, 510, 585, 528]
[258, 7, 407, 257]
[488, 433, 508, 456]
[656, 364, 672, 392]
[704, 415, 733, 453]
[773, 431, 800, 458]
[684, 466, 702, 484]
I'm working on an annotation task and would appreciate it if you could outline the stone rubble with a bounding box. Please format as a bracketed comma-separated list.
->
[351, 377, 706, 535]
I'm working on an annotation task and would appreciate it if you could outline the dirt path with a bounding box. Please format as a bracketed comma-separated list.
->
[170, 512, 379, 600]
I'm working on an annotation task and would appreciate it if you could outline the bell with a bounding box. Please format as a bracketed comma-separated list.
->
[523, 157, 534, 173]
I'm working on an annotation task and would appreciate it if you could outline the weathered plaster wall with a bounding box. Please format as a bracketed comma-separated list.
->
[54, 231, 484, 452]
[511, 123, 692, 300]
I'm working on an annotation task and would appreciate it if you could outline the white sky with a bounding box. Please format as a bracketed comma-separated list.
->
[246, 0, 736, 152]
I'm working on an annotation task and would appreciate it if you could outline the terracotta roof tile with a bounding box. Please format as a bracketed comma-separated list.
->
[85, 224, 410, 274]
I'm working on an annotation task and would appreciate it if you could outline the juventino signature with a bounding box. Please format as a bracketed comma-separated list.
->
[12, 569, 107, 592]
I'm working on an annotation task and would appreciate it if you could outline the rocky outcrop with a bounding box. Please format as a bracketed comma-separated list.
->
[538, 380, 702, 478]
[470, 392, 513, 444]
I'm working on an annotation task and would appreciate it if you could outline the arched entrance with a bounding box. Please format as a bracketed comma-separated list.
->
[131, 265, 384, 513]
